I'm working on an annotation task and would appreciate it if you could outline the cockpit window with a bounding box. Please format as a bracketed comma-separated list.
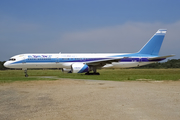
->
[9, 58, 16, 61]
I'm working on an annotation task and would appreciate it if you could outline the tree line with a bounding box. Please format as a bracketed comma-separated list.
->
[0, 61, 6, 70]
[1, 59, 180, 70]
[138, 59, 180, 69]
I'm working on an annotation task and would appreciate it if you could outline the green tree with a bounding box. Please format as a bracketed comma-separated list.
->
[0, 61, 7, 70]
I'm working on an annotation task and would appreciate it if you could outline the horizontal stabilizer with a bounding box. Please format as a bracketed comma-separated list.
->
[148, 55, 175, 61]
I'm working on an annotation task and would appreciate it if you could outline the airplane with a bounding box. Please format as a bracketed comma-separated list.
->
[4, 29, 174, 77]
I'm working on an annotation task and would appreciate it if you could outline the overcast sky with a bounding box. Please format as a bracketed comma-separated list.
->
[1, 0, 180, 61]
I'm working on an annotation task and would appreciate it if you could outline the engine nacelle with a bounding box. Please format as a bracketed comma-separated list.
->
[71, 63, 89, 73]
[62, 68, 72, 73]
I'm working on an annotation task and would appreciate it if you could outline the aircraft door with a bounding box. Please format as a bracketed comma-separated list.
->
[56, 57, 59, 63]
[56, 55, 60, 68]
[138, 55, 142, 63]
[22, 56, 26, 64]
[138, 56, 142, 67]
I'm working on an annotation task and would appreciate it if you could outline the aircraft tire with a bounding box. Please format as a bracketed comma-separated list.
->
[85, 72, 100, 75]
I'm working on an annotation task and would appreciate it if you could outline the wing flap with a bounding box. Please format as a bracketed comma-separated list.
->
[86, 57, 123, 66]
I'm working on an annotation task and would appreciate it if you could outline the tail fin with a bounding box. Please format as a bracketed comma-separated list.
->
[138, 29, 167, 55]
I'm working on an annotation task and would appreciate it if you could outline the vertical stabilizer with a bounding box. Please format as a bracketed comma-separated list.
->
[138, 29, 167, 55]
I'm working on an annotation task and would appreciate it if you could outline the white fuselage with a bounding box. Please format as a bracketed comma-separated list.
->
[4, 53, 156, 70]
[3, 29, 173, 75]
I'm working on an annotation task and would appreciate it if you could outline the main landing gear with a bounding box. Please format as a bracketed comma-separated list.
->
[85, 67, 100, 75]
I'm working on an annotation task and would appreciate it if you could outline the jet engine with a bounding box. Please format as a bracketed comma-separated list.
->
[71, 63, 89, 73]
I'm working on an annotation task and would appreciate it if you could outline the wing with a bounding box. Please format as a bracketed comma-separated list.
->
[148, 55, 175, 61]
[86, 57, 123, 67]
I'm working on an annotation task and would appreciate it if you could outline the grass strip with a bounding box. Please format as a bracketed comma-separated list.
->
[0, 69, 180, 83]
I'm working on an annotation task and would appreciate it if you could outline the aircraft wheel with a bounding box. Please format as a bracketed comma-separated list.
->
[85, 72, 100, 75]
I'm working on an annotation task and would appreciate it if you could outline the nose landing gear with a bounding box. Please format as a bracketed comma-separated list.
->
[23, 69, 28, 77]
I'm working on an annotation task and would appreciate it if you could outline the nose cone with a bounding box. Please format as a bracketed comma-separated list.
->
[4, 62, 10, 68]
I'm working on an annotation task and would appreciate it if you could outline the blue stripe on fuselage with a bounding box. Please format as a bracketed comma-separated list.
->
[11, 57, 164, 65]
